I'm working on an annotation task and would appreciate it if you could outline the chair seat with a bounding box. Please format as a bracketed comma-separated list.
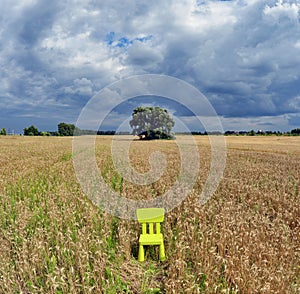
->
[139, 233, 163, 245]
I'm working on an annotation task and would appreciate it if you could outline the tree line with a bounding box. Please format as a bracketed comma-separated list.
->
[20, 123, 116, 136]
[0, 125, 299, 137]
[0, 123, 112, 136]
[224, 129, 300, 136]
[0, 125, 300, 137]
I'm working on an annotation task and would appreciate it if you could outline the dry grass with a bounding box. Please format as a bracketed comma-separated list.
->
[0, 135, 299, 293]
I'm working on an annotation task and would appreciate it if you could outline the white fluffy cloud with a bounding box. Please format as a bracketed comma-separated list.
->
[0, 0, 300, 131]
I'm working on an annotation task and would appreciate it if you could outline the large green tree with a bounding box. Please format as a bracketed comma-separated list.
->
[24, 125, 39, 136]
[58, 122, 76, 136]
[129, 106, 175, 140]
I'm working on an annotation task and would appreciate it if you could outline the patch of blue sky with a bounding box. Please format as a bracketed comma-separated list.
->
[135, 35, 153, 42]
[117, 37, 133, 48]
[105, 31, 115, 45]
[105, 32, 153, 48]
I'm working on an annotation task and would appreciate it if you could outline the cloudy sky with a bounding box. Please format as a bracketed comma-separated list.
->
[1, 0, 300, 133]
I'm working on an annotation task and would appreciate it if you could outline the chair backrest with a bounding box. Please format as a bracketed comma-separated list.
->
[137, 208, 165, 235]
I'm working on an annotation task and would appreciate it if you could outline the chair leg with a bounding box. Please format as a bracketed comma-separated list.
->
[138, 244, 145, 262]
[159, 242, 165, 261]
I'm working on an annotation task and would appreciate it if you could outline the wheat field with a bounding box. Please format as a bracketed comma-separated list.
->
[0, 135, 299, 293]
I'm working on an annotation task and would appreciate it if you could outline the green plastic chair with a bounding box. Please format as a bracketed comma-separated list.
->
[136, 208, 166, 262]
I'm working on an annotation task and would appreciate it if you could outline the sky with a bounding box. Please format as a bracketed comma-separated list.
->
[1, 0, 300, 133]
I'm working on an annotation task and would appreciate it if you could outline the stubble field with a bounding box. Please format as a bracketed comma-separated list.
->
[0, 135, 299, 293]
